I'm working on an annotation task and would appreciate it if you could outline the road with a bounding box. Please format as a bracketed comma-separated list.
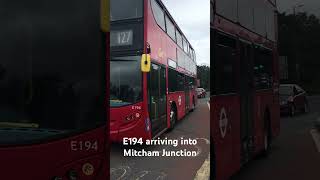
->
[110, 96, 210, 180]
[232, 96, 320, 180]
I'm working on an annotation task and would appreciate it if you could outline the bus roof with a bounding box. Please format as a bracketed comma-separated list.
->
[157, 0, 195, 52]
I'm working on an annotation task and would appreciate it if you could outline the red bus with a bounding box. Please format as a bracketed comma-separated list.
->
[211, 0, 280, 179]
[0, 1, 109, 179]
[110, 0, 198, 141]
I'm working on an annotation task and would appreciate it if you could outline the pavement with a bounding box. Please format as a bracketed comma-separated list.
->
[232, 96, 320, 180]
[110, 96, 210, 180]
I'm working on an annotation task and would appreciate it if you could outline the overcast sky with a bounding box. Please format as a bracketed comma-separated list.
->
[159, 0, 320, 66]
[278, 0, 320, 16]
[162, 0, 210, 66]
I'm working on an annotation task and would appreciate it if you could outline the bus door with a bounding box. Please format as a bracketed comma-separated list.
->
[239, 41, 255, 162]
[148, 63, 167, 137]
[185, 76, 190, 112]
[213, 31, 238, 178]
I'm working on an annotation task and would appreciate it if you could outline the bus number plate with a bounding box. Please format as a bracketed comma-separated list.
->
[71, 140, 98, 151]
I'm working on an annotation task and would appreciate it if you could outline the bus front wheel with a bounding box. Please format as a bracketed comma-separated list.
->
[190, 97, 195, 112]
[169, 106, 177, 130]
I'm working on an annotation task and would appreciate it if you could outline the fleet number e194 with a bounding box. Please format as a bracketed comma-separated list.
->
[71, 140, 98, 151]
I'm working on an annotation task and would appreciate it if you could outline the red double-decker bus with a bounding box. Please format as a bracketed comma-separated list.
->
[110, 0, 197, 141]
[0, 1, 109, 179]
[211, 0, 280, 179]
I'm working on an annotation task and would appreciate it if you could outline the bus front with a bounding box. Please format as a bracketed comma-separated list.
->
[110, 0, 151, 141]
[0, 0, 108, 179]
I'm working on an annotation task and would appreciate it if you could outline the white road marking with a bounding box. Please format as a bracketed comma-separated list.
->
[194, 145, 202, 157]
[135, 171, 149, 180]
[207, 101, 210, 110]
[310, 129, 320, 153]
[110, 166, 131, 180]
[155, 173, 167, 180]
[195, 138, 210, 145]
[194, 153, 210, 180]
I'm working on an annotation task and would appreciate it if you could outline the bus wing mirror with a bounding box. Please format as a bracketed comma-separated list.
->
[141, 54, 151, 72]
[100, 0, 109, 33]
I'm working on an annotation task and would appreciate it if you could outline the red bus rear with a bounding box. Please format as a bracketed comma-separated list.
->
[110, 0, 198, 141]
[0, 1, 109, 179]
[211, 0, 280, 179]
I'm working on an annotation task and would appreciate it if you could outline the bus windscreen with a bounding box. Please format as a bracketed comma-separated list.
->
[110, 56, 142, 107]
[0, 0, 105, 145]
[110, 0, 143, 21]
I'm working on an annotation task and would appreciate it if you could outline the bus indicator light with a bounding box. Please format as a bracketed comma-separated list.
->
[141, 54, 151, 72]
[125, 114, 133, 121]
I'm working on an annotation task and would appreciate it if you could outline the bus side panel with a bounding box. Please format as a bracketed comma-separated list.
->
[212, 95, 241, 179]
[110, 102, 150, 142]
[0, 127, 106, 179]
[168, 92, 186, 121]
[146, 0, 168, 66]
[146, 0, 192, 76]
[253, 91, 274, 153]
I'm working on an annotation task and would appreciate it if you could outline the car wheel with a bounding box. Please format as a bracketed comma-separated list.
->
[289, 104, 295, 117]
[169, 106, 177, 130]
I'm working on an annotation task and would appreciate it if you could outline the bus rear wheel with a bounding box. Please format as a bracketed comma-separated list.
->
[262, 113, 271, 156]
[303, 100, 309, 113]
[169, 106, 177, 130]
[190, 97, 195, 112]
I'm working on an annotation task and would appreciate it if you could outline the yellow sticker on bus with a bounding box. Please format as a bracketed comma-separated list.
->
[101, 0, 110, 32]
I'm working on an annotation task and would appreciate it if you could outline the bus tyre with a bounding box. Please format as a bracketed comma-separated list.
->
[262, 114, 271, 156]
[262, 130, 270, 156]
[303, 101, 309, 113]
[190, 98, 195, 112]
[169, 106, 176, 130]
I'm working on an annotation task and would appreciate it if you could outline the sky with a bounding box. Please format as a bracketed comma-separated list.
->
[159, 0, 320, 66]
[162, 0, 210, 66]
[278, 0, 320, 16]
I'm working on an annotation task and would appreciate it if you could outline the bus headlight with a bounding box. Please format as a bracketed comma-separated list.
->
[125, 113, 141, 122]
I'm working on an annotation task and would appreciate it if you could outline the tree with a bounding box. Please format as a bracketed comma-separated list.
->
[279, 12, 320, 94]
[197, 65, 210, 91]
